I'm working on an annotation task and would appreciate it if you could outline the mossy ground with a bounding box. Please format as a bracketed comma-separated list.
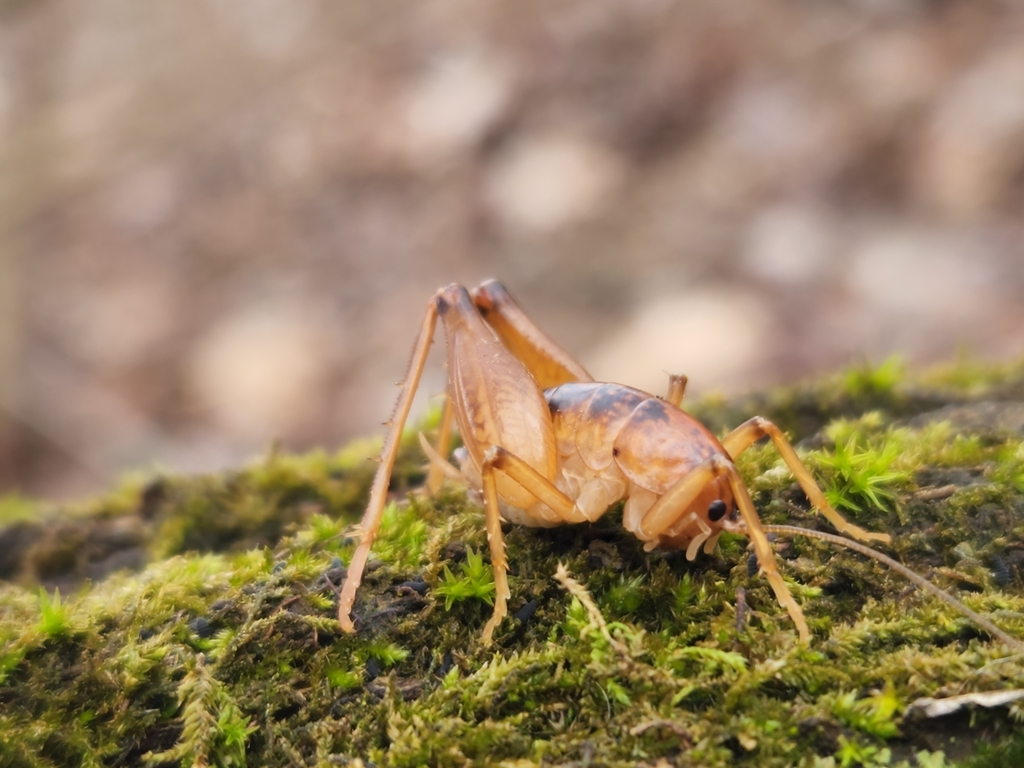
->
[3, 359, 1024, 767]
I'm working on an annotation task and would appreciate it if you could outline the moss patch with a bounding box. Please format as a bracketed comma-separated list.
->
[2, 359, 1024, 766]
[0, 421, 434, 593]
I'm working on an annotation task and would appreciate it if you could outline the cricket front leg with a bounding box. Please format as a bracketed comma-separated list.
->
[721, 416, 891, 544]
[639, 455, 810, 643]
[337, 298, 440, 633]
[722, 465, 811, 644]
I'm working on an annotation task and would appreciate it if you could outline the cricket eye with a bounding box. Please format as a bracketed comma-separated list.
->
[707, 499, 727, 522]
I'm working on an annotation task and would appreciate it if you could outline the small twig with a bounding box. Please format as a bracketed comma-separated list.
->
[322, 570, 343, 599]
[735, 587, 748, 634]
[629, 719, 692, 746]
[553, 563, 629, 657]
[915, 484, 958, 501]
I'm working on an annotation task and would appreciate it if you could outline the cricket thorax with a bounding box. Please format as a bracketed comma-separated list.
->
[543, 381, 734, 555]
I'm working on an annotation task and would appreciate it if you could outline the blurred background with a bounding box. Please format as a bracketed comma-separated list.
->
[1, 0, 1023, 500]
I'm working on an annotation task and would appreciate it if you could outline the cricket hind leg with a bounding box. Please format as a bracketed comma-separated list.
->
[478, 445, 593, 643]
[419, 430, 463, 487]
[409, 284, 571, 642]
[424, 393, 458, 494]
[337, 294, 441, 633]
[428, 279, 588, 491]
[721, 416, 891, 544]
[470, 279, 592, 388]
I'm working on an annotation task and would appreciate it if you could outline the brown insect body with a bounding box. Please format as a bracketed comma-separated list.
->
[442, 287, 733, 556]
[544, 382, 736, 555]
[338, 280, 892, 645]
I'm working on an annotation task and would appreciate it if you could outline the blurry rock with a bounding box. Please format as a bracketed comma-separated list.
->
[846, 226, 997, 321]
[741, 204, 836, 287]
[103, 163, 179, 232]
[186, 303, 337, 443]
[908, 402, 1024, 437]
[401, 52, 513, 165]
[210, 0, 314, 62]
[584, 287, 773, 396]
[844, 29, 943, 119]
[716, 77, 849, 192]
[259, 118, 315, 190]
[665, 135, 758, 212]
[54, 84, 135, 183]
[484, 133, 626, 234]
[916, 46, 1024, 218]
[45, 276, 179, 369]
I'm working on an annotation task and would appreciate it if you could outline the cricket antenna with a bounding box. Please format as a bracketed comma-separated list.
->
[741, 523, 1024, 654]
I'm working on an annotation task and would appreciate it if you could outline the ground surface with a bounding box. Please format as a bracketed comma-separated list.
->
[2, 359, 1024, 767]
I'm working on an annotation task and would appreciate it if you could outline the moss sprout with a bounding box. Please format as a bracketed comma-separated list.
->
[144, 653, 256, 767]
[832, 684, 902, 739]
[814, 432, 912, 515]
[34, 587, 76, 641]
[435, 546, 496, 610]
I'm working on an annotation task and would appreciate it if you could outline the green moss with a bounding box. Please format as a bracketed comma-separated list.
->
[842, 356, 906, 400]
[435, 546, 496, 610]
[832, 685, 901, 739]
[814, 428, 912, 515]
[34, 587, 76, 641]
[2, 360, 1024, 765]
[0, 418, 440, 590]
